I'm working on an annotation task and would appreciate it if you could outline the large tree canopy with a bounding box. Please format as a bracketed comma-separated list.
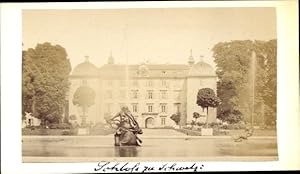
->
[22, 42, 71, 124]
[213, 39, 276, 126]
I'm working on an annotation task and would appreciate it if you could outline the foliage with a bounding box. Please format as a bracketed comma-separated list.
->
[48, 123, 72, 129]
[213, 39, 277, 126]
[217, 110, 243, 124]
[72, 85, 96, 125]
[72, 85, 96, 108]
[193, 112, 200, 121]
[22, 127, 77, 135]
[220, 123, 247, 130]
[197, 88, 221, 127]
[62, 130, 76, 135]
[191, 120, 196, 126]
[170, 112, 181, 125]
[69, 115, 77, 120]
[22, 42, 71, 124]
[196, 122, 206, 127]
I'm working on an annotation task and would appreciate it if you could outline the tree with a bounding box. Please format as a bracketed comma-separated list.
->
[213, 40, 277, 127]
[197, 88, 221, 128]
[22, 42, 71, 125]
[193, 112, 200, 123]
[72, 85, 96, 126]
[170, 112, 181, 125]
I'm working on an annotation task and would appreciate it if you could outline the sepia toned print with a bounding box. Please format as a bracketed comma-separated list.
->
[22, 8, 277, 162]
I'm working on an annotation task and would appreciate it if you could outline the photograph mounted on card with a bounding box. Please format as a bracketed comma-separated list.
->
[21, 7, 277, 163]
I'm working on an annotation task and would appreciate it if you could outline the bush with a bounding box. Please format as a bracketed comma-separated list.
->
[220, 124, 229, 129]
[208, 122, 222, 129]
[220, 123, 246, 130]
[49, 123, 72, 129]
[62, 130, 76, 135]
[191, 120, 196, 126]
[69, 114, 77, 120]
[217, 110, 243, 124]
[196, 122, 206, 127]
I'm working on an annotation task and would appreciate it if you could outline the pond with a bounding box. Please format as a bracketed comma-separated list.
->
[22, 136, 277, 159]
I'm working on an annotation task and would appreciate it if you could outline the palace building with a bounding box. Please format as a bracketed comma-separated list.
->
[68, 51, 217, 128]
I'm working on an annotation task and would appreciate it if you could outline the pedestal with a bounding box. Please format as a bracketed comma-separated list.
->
[77, 127, 89, 135]
[201, 128, 213, 136]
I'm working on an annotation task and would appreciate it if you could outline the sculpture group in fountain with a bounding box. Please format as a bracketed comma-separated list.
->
[108, 106, 143, 146]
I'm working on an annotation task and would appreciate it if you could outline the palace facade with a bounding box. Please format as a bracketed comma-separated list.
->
[68, 52, 217, 128]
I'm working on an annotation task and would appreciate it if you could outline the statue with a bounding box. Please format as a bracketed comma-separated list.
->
[108, 106, 143, 146]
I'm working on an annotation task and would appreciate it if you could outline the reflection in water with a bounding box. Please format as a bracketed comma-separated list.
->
[115, 146, 138, 157]
[22, 138, 277, 158]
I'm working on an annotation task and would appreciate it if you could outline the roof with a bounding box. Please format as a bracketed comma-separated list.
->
[188, 60, 216, 77]
[99, 64, 189, 79]
[71, 59, 216, 78]
[72, 60, 99, 77]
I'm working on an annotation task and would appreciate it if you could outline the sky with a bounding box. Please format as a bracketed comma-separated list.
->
[22, 8, 276, 70]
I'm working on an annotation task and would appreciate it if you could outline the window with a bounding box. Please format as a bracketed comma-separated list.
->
[174, 91, 181, 100]
[106, 90, 113, 99]
[131, 80, 138, 87]
[174, 103, 181, 113]
[161, 117, 166, 126]
[147, 90, 153, 99]
[146, 80, 153, 87]
[173, 80, 181, 88]
[132, 103, 138, 113]
[120, 90, 126, 99]
[161, 80, 167, 87]
[147, 104, 153, 112]
[160, 103, 167, 113]
[160, 90, 167, 99]
[131, 90, 138, 99]
[82, 79, 87, 85]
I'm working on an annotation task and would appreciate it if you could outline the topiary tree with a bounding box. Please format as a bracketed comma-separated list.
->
[72, 85, 96, 126]
[197, 88, 221, 128]
[170, 112, 181, 126]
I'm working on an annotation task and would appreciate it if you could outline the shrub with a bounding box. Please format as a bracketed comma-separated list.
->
[62, 130, 76, 135]
[221, 123, 246, 130]
[220, 124, 229, 129]
[191, 120, 196, 126]
[69, 115, 77, 120]
[208, 122, 221, 129]
[196, 122, 205, 127]
[49, 123, 72, 129]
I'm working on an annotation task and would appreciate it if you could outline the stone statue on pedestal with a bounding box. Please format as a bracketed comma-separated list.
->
[108, 106, 143, 146]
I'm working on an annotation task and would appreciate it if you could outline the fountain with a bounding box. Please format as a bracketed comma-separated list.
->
[250, 51, 256, 129]
[233, 50, 256, 142]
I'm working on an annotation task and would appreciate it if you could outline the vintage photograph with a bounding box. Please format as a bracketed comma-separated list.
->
[21, 7, 278, 162]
